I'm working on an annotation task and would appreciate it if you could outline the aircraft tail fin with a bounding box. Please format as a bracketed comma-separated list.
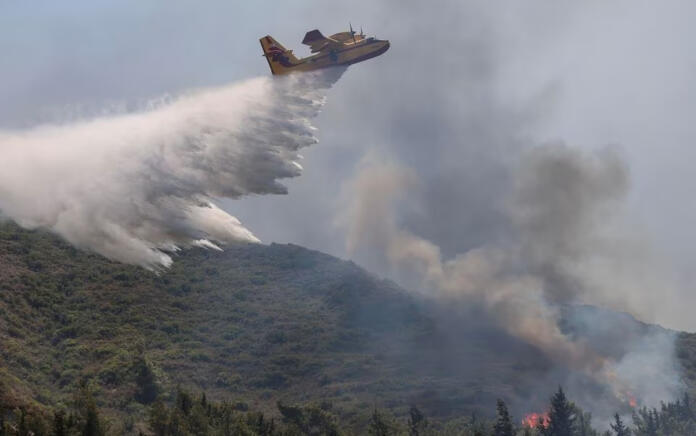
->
[302, 29, 326, 45]
[260, 35, 300, 75]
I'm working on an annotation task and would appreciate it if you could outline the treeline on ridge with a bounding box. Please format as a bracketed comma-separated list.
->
[2, 385, 696, 435]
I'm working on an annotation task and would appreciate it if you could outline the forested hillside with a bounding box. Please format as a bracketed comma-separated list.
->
[1, 222, 696, 433]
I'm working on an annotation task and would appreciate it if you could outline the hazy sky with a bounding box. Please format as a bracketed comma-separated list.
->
[2, 1, 695, 330]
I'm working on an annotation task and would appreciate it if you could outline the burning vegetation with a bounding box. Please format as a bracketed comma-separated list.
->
[511, 387, 695, 436]
[522, 411, 550, 429]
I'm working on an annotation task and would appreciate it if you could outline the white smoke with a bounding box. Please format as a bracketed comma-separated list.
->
[338, 144, 684, 412]
[0, 68, 344, 269]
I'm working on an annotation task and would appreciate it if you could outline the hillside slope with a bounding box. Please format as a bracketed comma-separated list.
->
[0, 222, 694, 425]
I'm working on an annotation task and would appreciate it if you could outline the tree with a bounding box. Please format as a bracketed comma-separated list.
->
[248, 412, 276, 436]
[682, 392, 693, 420]
[18, 409, 28, 436]
[53, 411, 67, 436]
[277, 401, 340, 436]
[73, 385, 105, 436]
[148, 401, 168, 436]
[493, 399, 514, 436]
[469, 412, 488, 436]
[82, 400, 103, 436]
[167, 409, 187, 436]
[368, 409, 394, 436]
[134, 358, 159, 404]
[408, 406, 427, 436]
[610, 413, 630, 436]
[632, 407, 658, 436]
[175, 387, 193, 416]
[576, 409, 598, 436]
[546, 387, 576, 436]
[189, 402, 210, 436]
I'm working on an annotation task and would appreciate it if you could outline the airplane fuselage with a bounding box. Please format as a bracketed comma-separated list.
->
[294, 38, 390, 71]
[260, 31, 389, 75]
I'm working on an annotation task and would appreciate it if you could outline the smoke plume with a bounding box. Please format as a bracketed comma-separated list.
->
[0, 69, 344, 269]
[339, 144, 683, 412]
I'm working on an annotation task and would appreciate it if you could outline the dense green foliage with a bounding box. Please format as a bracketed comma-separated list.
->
[542, 388, 576, 436]
[3, 386, 696, 435]
[2, 223, 696, 434]
[0, 222, 546, 428]
[493, 400, 513, 436]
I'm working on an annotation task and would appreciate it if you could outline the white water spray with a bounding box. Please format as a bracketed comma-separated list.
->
[0, 69, 344, 268]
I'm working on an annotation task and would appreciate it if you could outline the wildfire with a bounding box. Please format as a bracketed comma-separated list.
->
[522, 412, 550, 429]
[604, 369, 640, 409]
[617, 387, 639, 409]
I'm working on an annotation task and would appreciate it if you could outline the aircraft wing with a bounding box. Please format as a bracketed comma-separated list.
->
[302, 29, 342, 53]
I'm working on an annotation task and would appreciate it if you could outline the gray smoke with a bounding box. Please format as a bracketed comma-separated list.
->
[338, 144, 683, 413]
[510, 144, 629, 305]
[0, 68, 344, 269]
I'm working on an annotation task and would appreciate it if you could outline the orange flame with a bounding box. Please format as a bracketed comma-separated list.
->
[617, 388, 639, 408]
[522, 412, 550, 428]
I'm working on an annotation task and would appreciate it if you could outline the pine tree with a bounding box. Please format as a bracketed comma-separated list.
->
[82, 401, 102, 436]
[633, 407, 658, 436]
[175, 387, 193, 416]
[647, 410, 657, 436]
[546, 387, 576, 436]
[53, 411, 67, 436]
[576, 408, 598, 436]
[251, 412, 276, 436]
[18, 408, 28, 436]
[167, 409, 187, 436]
[189, 402, 210, 436]
[682, 392, 693, 420]
[134, 358, 159, 404]
[277, 401, 341, 436]
[610, 413, 630, 436]
[368, 409, 392, 436]
[73, 384, 104, 436]
[408, 406, 427, 436]
[148, 401, 168, 436]
[493, 399, 514, 436]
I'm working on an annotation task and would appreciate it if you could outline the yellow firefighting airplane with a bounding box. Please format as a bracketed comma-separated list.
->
[260, 25, 390, 75]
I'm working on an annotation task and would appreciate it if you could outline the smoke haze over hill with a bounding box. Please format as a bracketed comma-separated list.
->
[337, 145, 684, 415]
